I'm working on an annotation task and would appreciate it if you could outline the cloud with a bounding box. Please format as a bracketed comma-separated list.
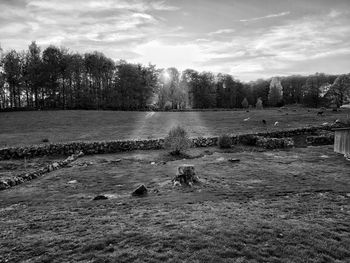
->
[0, 0, 350, 81]
[27, 0, 179, 12]
[0, 0, 181, 55]
[187, 11, 350, 80]
[132, 40, 204, 69]
[239, 11, 290, 22]
[208, 28, 235, 36]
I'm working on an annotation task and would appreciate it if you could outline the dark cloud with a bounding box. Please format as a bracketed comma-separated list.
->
[0, 0, 28, 8]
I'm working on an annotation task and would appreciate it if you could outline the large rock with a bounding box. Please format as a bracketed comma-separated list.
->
[132, 184, 148, 196]
[93, 195, 108, 200]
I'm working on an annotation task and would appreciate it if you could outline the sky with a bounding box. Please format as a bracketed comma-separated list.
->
[0, 0, 350, 81]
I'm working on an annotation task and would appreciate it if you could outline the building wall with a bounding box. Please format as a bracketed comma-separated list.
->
[334, 129, 350, 154]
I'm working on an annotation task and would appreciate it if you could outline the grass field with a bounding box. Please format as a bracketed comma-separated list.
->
[0, 107, 349, 147]
[1, 108, 349, 262]
[0, 145, 349, 262]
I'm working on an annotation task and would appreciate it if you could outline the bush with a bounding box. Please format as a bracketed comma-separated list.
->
[242, 98, 249, 108]
[218, 134, 232, 149]
[164, 125, 191, 155]
[256, 98, 263, 110]
[164, 101, 172, 111]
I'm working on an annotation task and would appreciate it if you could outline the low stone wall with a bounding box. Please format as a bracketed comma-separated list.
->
[192, 137, 218, 147]
[306, 134, 335, 146]
[254, 126, 321, 138]
[0, 139, 164, 160]
[0, 151, 83, 191]
[0, 125, 333, 160]
[256, 137, 294, 149]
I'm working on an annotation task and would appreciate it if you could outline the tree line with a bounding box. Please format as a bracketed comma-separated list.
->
[0, 42, 349, 111]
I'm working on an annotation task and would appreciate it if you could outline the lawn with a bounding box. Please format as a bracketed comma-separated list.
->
[0, 107, 349, 147]
[0, 145, 349, 262]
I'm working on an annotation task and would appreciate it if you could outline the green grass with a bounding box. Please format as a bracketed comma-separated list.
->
[0, 107, 349, 147]
[1, 145, 349, 262]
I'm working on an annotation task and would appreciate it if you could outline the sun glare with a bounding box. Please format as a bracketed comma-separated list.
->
[162, 70, 171, 83]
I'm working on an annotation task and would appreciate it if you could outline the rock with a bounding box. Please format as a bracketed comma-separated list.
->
[173, 181, 181, 187]
[66, 156, 75, 162]
[93, 195, 108, 200]
[52, 162, 59, 169]
[132, 184, 148, 196]
[0, 180, 8, 190]
[68, 180, 77, 184]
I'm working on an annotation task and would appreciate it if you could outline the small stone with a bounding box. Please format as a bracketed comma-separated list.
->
[68, 180, 77, 184]
[228, 158, 240, 163]
[173, 181, 181, 187]
[93, 195, 108, 200]
[66, 156, 75, 162]
[132, 184, 148, 197]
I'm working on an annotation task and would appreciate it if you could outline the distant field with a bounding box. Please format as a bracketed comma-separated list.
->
[0, 108, 349, 147]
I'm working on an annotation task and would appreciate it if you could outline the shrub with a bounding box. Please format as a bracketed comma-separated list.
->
[256, 98, 263, 110]
[241, 98, 249, 108]
[164, 125, 191, 155]
[164, 101, 172, 111]
[218, 134, 232, 149]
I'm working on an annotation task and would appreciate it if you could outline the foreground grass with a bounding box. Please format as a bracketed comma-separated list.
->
[0, 107, 349, 147]
[0, 145, 349, 262]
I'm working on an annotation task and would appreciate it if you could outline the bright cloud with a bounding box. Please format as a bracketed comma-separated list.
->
[133, 40, 205, 70]
[208, 28, 236, 36]
[239, 11, 290, 22]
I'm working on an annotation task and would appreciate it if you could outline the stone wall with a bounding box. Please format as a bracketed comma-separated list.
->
[0, 152, 83, 190]
[0, 125, 334, 160]
[0, 139, 164, 160]
[306, 134, 335, 146]
[256, 137, 294, 149]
